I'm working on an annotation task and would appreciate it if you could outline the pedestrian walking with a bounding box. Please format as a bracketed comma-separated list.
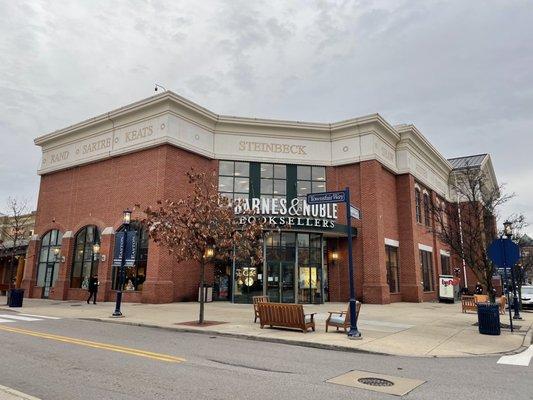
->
[475, 282, 483, 295]
[87, 274, 99, 304]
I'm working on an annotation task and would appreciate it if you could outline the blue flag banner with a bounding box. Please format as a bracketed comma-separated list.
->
[487, 238, 520, 269]
[113, 231, 137, 267]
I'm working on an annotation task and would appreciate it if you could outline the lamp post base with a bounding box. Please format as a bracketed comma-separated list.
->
[348, 328, 362, 340]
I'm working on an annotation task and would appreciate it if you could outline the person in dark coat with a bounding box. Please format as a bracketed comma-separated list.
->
[87, 274, 99, 304]
[475, 282, 483, 295]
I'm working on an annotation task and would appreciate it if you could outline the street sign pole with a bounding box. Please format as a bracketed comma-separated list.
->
[501, 240, 513, 332]
[344, 187, 361, 339]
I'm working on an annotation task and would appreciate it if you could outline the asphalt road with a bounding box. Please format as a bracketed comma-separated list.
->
[0, 310, 531, 400]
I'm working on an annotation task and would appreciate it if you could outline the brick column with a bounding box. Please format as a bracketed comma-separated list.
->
[97, 227, 114, 302]
[141, 241, 174, 303]
[49, 231, 74, 300]
[21, 234, 40, 297]
[396, 175, 423, 302]
[360, 160, 389, 303]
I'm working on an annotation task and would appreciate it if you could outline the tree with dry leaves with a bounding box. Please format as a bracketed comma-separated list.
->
[0, 198, 33, 290]
[139, 169, 268, 324]
[430, 164, 512, 302]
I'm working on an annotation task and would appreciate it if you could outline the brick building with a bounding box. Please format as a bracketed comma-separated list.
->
[21, 91, 499, 304]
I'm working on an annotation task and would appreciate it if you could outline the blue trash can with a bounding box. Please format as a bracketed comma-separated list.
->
[8, 288, 24, 308]
[477, 303, 500, 335]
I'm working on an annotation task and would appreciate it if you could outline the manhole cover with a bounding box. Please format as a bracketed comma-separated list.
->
[358, 377, 394, 387]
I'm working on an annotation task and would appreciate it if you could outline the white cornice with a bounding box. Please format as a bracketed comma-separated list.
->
[34, 92, 486, 201]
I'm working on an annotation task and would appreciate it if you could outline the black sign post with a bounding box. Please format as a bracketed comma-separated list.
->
[307, 187, 361, 339]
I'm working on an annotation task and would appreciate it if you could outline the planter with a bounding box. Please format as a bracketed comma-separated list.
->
[477, 303, 500, 335]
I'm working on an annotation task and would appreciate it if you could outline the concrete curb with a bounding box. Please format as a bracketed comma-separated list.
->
[0, 385, 41, 400]
[79, 317, 389, 357]
[79, 317, 522, 359]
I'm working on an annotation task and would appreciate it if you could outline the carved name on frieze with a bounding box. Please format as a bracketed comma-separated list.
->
[82, 138, 112, 154]
[124, 125, 153, 143]
[49, 150, 69, 164]
[238, 140, 307, 155]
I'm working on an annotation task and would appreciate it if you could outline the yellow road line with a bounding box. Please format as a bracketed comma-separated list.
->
[0, 325, 186, 363]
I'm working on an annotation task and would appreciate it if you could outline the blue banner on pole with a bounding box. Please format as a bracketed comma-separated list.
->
[113, 231, 137, 267]
[307, 191, 346, 204]
[487, 238, 520, 269]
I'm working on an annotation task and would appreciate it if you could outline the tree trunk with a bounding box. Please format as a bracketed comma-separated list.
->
[199, 261, 205, 324]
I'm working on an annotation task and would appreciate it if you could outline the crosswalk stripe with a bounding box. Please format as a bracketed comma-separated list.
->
[497, 345, 533, 366]
[0, 314, 42, 321]
[0, 318, 16, 323]
[18, 313, 61, 320]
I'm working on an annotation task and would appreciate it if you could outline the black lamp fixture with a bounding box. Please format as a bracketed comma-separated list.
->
[123, 209, 132, 225]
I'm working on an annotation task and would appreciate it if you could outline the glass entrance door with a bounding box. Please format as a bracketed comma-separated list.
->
[42, 262, 55, 298]
[266, 261, 295, 303]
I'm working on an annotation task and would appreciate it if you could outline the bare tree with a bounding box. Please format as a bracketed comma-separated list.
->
[138, 170, 269, 324]
[430, 164, 512, 302]
[0, 198, 33, 289]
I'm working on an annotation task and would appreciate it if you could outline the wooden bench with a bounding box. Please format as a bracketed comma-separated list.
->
[252, 295, 270, 323]
[462, 294, 506, 314]
[257, 303, 315, 333]
[461, 295, 477, 313]
[326, 302, 362, 332]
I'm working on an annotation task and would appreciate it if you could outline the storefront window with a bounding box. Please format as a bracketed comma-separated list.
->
[70, 225, 100, 289]
[298, 233, 323, 304]
[36, 230, 63, 297]
[112, 222, 148, 291]
[420, 249, 434, 291]
[218, 161, 250, 201]
[385, 245, 400, 293]
[234, 258, 263, 304]
[297, 166, 326, 201]
[260, 163, 286, 200]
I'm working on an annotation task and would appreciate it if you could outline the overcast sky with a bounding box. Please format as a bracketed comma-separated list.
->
[1, 0, 532, 235]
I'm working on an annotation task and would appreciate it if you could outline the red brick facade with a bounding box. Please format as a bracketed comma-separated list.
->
[23, 144, 453, 304]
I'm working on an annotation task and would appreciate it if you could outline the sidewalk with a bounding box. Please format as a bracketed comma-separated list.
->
[1, 296, 531, 357]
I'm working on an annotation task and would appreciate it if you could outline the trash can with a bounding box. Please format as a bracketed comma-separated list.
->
[477, 303, 500, 335]
[198, 285, 213, 303]
[8, 288, 24, 308]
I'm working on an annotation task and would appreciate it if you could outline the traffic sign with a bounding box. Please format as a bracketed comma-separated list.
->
[350, 205, 361, 220]
[487, 238, 520, 268]
[307, 191, 346, 204]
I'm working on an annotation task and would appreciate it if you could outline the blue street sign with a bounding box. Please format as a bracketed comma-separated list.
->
[488, 238, 520, 268]
[113, 231, 137, 267]
[307, 191, 346, 204]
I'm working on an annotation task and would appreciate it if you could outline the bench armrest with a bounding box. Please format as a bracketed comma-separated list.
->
[305, 313, 316, 321]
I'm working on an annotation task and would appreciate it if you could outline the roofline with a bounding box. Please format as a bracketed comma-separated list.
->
[35, 91, 401, 145]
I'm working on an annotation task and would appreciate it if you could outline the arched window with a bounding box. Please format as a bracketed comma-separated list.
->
[112, 222, 148, 291]
[36, 230, 63, 298]
[71, 225, 100, 289]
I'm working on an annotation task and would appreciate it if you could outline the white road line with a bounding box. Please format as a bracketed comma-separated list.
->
[0, 314, 41, 321]
[0, 318, 16, 323]
[18, 313, 61, 320]
[497, 345, 533, 366]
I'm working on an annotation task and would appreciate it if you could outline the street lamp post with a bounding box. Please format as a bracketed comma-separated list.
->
[503, 221, 522, 320]
[112, 209, 132, 317]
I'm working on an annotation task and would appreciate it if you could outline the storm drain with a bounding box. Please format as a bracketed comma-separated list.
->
[327, 370, 425, 396]
[358, 377, 394, 387]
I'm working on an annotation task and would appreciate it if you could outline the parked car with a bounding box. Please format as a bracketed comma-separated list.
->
[519, 286, 533, 309]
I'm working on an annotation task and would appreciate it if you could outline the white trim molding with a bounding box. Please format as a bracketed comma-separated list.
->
[418, 243, 433, 252]
[385, 238, 400, 247]
[440, 249, 451, 257]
